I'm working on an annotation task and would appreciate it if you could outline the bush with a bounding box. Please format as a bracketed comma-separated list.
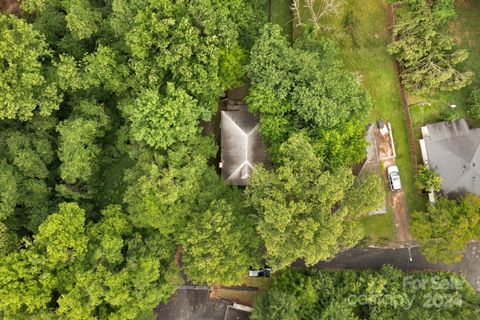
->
[466, 88, 480, 120]
[415, 165, 442, 192]
[439, 107, 462, 122]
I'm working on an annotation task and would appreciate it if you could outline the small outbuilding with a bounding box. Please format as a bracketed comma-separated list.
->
[420, 119, 480, 197]
[220, 104, 270, 186]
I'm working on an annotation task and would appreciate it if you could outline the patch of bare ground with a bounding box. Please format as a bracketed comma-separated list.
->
[382, 158, 412, 244]
[0, 0, 20, 15]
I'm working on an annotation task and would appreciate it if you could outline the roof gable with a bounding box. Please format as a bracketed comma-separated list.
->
[424, 119, 480, 196]
[221, 104, 270, 185]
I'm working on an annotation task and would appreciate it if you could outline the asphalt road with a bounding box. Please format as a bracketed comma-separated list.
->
[293, 243, 480, 291]
[157, 243, 480, 319]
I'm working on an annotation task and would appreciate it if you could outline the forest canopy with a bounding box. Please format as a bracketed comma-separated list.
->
[0, 0, 385, 318]
[252, 267, 480, 319]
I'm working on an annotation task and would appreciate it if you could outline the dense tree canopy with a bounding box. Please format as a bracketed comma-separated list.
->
[411, 194, 480, 263]
[0, 115, 56, 231]
[246, 133, 384, 269]
[389, 0, 474, 95]
[246, 24, 371, 166]
[0, 0, 266, 317]
[0, 0, 449, 317]
[0, 203, 179, 319]
[180, 198, 260, 285]
[0, 15, 61, 120]
[252, 267, 480, 319]
[122, 84, 201, 150]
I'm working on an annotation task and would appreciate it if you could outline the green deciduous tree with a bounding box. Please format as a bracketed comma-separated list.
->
[411, 194, 480, 263]
[343, 173, 385, 219]
[123, 137, 217, 235]
[122, 83, 201, 150]
[113, 0, 249, 112]
[0, 161, 17, 221]
[389, 0, 474, 95]
[34, 202, 88, 267]
[56, 99, 109, 200]
[246, 133, 384, 269]
[0, 15, 61, 120]
[56, 205, 179, 320]
[252, 289, 301, 320]
[64, 0, 102, 40]
[0, 202, 179, 319]
[82, 45, 130, 93]
[0, 116, 56, 231]
[0, 222, 17, 256]
[246, 24, 371, 165]
[181, 198, 260, 285]
[253, 266, 480, 319]
[57, 118, 102, 184]
[124, 136, 261, 284]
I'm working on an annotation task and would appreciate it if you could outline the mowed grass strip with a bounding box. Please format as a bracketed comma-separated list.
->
[326, 0, 425, 212]
[271, 0, 293, 40]
[270, 0, 420, 239]
[359, 211, 396, 246]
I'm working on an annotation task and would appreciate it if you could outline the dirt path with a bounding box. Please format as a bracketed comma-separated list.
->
[0, 0, 20, 15]
[382, 158, 412, 243]
[389, 191, 412, 243]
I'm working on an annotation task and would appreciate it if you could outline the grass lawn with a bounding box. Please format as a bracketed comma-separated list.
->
[271, 0, 425, 241]
[409, 103, 451, 141]
[215, 276, 272, 306]
[239, 276, 272, 290]
[325, 0, 425, 213]
[270, 0, 293, 40]
[409, 0, 480, 139]
[215, 289, 257, 306]
[359, 211, 396, 246]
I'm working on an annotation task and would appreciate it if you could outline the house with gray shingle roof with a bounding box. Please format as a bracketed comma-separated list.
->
[220, 103, 270, 185]
[419, 119, 480, 197]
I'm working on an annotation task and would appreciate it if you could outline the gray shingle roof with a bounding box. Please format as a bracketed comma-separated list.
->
[221, 104, 270, 185]
[424, 119, 480, 196]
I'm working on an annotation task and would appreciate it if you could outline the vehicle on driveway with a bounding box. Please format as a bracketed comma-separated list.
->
[387, 165, 402, 191]
[248, 266, 272, 277]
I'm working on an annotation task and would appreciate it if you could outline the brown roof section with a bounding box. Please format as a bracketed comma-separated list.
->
[221, 104, 270, 185]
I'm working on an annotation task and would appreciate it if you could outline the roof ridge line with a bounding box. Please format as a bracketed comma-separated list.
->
[226, 160, 248, 181]
[246, 124, 259, 136]
[222, 111, 248, 136]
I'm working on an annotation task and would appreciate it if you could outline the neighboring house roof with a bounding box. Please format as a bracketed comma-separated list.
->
[221, 104, 270, 185]
[422, 119, 480, 197]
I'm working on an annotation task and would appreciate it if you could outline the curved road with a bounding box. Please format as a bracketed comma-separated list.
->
[293, 243, 480, 291]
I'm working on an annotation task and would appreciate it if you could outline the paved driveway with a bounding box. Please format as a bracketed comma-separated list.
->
[157, 244, 480, 319]
[156, 288, 250, 320]
[156, 289, 225, 320]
